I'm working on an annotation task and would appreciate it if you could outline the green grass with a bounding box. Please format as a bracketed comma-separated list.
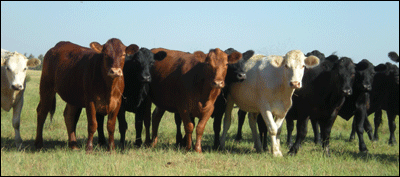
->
[1, 70, 399, 175]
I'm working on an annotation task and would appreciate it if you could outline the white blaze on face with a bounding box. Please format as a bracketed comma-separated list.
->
[3, 53, 29, 90]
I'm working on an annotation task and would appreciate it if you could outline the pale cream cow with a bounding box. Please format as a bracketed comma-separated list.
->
[220, 50, 319, 157]
[1, 49, 40, 148]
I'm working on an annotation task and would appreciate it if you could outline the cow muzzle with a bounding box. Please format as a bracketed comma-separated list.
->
[212, 80, 225, 88]
[11, 84, 24, 91]
[108, 68, 123, 78]
[237, 73, 247, 81]
[290, 81, 301, 89]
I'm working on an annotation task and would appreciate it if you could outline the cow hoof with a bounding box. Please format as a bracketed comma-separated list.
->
[273, 151, 283, 157]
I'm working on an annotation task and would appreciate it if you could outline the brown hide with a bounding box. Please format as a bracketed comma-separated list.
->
[149, 48, 242, 152]
[35, 38, 139, 151]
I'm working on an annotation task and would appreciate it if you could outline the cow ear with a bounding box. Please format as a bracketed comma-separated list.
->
[269, 55, 284, 67]
[27, 58, 41, 67]
[126, 44, 140, 55]
[228, 51, 242, 64]
[194, 51, 207, 63]
[388, 51, 399, 63]
[154, 51, 167, 61]
[304, 56, 320, 68]
[1, 58, 5, 66]
[90, 42, 103, 53]
[374, 64, 387, 72]
[242, 50, 255, 61]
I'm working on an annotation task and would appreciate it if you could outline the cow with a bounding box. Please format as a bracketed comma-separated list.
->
[1, 49, 40, 148]
[96, 47, 167, 148]
[219, 50, 320, 157]
[234, 50, 326, 150]
[172, 48, 254, 149]
[34, 38, 139, 152]
[348, 61, 399, 145]
[287, 55, 356, 156]
[148, 48, 242, 153]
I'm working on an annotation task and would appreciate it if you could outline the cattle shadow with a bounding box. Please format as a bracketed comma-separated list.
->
[0, 136, 128, 153]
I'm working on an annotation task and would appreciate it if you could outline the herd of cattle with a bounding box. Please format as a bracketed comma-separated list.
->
[1, 38, 399, 157]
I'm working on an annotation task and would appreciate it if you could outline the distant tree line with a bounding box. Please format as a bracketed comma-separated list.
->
[24, 53, 43, 70]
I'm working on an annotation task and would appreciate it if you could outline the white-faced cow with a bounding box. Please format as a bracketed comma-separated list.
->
[1, 49, 41, 148]
[219, 50, 320, 157]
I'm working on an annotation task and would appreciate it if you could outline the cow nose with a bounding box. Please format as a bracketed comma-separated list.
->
[212, 80, 225, 88]
[11, 84, 23, 90]
[343, 89, 352, 96]
[237, 73, 246, 80]
[290, 81, 301, 89]
[108, 68, 123, 78]
[142, 76, 151, 83]
[363, 84, 371, 91]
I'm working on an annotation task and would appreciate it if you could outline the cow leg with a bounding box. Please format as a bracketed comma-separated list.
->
[117, 102, 127, 148]
[260, 109, 282, 157]
[194, 110, 213, 153]
[387, 111, 397, 145]
[349, 118, 357, 142]
[213, 112, 223, 150]
[174, 112, 184, 147]
[248, 113, 262, 153]
[288, 115, 309, 155]
[319, 115, 337, 157]
[286, 117, 295, 148]
[85, 102, 97, 152]
[35, 89, 56, 150]
[354, 93, 369, 153]
[257, 114, 268, 151]
[180, 111, 194, 151]
[64, 103, 82, 150]
[373, 109, 383, 141]
[310, 118, 321, 145]
[235, 109, 247, 141]
[151, 107, 166, 148]
[363, 116, 374, 141]
[106, 106, 120, 152]
[142, 98, 152, 146]
[12, 96, 23, 149]
[134, 110, 144, 147]
[220, 95, 235, 150]
[96, 114, 107, 147]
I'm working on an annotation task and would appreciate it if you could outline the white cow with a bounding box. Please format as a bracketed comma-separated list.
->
[1, 49, 40, 148]
[220, 50, 319, 157]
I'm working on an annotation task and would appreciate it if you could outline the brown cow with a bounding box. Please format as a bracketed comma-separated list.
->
[35, 38, 139, 152]
[148, 48, 242, 153]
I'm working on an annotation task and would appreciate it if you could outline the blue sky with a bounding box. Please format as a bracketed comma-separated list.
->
[1, 1, 399, 65]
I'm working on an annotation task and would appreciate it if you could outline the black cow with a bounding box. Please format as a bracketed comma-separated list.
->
[287, 54, 356, 156]
[348, 61, 399, 145]
[97, 48, 167, 147]
[173, 48, 255, 149]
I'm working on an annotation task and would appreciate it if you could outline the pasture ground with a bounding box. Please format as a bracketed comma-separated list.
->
[1, 70, 399, 175]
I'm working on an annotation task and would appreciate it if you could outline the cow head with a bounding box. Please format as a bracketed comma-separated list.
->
[270, 50, 320, 89]
[124, 48, 167, 83]
[202, 48, 242, 88]
[224, 48, 254, 85]
[90, 38, 139, 79]
[1, 51, 40, 90]
[354, 59, 375, 92]
[330, 56, 356, 96]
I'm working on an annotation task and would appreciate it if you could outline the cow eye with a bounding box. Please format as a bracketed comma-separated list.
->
[5, 66, 11, 72]
[24, 68, 27, 71]
[285, 65, 289, 68]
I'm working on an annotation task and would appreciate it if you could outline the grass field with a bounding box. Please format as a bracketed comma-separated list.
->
[1, 70, 399, 175]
